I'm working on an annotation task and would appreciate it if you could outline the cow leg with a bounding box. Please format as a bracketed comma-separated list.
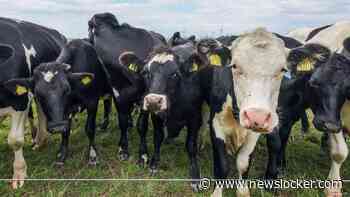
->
[8, 110, 28, 189]
[56, 125, 71, 165]
[265, 130, 281, 180]
[32, 102, 48, 150]
[325, 132, 348, 197]
[86, 100, 98, 165]
[137, 110, 149, 167]
[28, 106, 37, 144]
[186, 114, 201, 192]
[100, 97, 112, 131]
[149, 114, 164, 175]
[300, 110, 309, 137]
[115, 101, 130, 161]
[277, 123, 293, 176]
[236, 132, 260, 197]
[210, 116, 230, 197]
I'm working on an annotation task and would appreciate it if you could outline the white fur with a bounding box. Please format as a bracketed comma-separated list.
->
[89, 148, 97, 158]
[212, 95, 234, 142]
[147, 53, 174, 70]
[22, 44, 37, 75]
[112, 88, 120, 98]
[41, 71, 57, 83]
[287, 27, 314, 43]
[306, 21, 350, 52]
[231, 28, 285, 130]
[326, 132, 348, 195]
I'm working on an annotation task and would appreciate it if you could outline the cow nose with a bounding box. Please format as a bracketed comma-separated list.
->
[143, 94, 167, 112]
[242, 108, 272, 133]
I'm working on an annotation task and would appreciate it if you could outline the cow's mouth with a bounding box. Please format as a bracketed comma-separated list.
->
[47, 120, 69, 134]
[143, 93, 168, 113]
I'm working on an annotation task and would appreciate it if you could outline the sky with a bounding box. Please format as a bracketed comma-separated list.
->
[0, 0, 349, 39]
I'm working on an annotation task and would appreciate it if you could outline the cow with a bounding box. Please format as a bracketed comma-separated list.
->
[285, 21, 350, 196]
[88, 12, 167, 160]
[216, 35, 239, 47]
[197, 38, 232, 67]
[168, 32, 196, 47]
[205, 28, 287, 197]
[0, 17, 66, 188]
[118, 41, 206, 191]
[5, 39, 110, 166]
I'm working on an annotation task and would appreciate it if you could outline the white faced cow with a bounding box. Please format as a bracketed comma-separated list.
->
[207, 28, 287, 197]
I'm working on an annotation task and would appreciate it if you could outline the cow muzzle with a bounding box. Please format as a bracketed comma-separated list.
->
[47, 120, 69, 134]
[241, 108, 274, 133]
[143, 94, 167, 113]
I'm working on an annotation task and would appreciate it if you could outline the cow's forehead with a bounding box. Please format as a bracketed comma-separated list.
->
[232, 31, 286, 74]
[147, 53, 176, 70]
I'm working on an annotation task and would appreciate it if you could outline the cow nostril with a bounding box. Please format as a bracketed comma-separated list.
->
[158, 97, 163, 104]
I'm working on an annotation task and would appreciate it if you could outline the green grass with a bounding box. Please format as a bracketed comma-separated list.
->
[0, 103, 349, 197]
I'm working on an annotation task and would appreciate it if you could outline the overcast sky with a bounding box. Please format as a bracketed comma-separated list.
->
[0, 0, 349, 39]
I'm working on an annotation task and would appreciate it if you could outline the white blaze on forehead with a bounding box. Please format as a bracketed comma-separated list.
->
[147, 53, 174, 70]
[41, 71, 57, 82]
[306, 21, 350, 52]
[22, 44, 37, 75]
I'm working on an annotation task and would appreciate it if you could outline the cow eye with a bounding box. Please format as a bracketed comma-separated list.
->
[281, 68, 288, 73]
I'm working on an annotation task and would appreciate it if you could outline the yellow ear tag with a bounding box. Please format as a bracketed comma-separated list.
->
[209, 54, 222, 66]
[192, 63, 199, 72]
[128, 63, 137, 72]
[297, 58, 315, 72]
[81, 76, 92, 85]
[15, 85, 28, 96]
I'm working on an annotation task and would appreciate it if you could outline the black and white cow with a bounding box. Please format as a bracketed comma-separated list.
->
[88, 12, 167, 160]
[284, 21, 350, 196]
[0, 17, 66, 188]
[205, 28, 288, 197]
[120, 42, 205, 191]
[5, 39, 110, 165]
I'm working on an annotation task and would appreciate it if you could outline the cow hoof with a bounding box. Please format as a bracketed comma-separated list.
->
[118, 151, 129, 161]
[137, 154, 149, 168]
[191, 182, 201, 192]
[11, 168, 27, 189]
[149, 168, 158, 176]
[325, 187, 342, 197]
[88, 159, 98, 166]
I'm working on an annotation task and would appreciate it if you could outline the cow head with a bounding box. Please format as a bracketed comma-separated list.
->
[197, 38, 231, 66]
[300, 40, 350, 133]
[3, 62, 94, 134]
[230, 28, 287, 133]
[88, 12, 119, 40]
[168, 32, 196, 47]
[120, 46, 202, 114]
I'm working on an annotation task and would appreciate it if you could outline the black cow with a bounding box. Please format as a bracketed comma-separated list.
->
[278, 32, 350, 195]
[88, 12, 167, 160]
[216, 35, 239, 47]
[5, 39, 110, 165]
[122, 43, 205, 191]
[168, 32, 196, 47]
[197, 38, 232, 67]
[0, 17, 66, 188]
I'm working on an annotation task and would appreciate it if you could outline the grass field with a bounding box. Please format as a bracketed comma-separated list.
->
[0, 102, 349, 197]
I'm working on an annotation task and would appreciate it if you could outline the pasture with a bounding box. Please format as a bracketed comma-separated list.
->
[0, 102, 349, 197]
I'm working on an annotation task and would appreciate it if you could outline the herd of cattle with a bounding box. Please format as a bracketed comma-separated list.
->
[0, 12, 349, 197]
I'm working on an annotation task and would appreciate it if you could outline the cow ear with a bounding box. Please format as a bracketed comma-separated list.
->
[188, 35, 196, 42]
[61, 63, 71, 71]
[68, 73, 94, 87]
[287, 44, 331, 73]
[119, 52, 143, 72]
[3, 78, 33, 96]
